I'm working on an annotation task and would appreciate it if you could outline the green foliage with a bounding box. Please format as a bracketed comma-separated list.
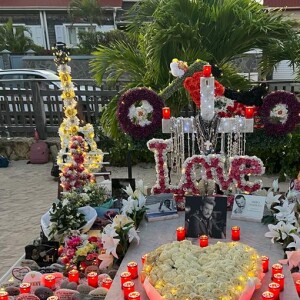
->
[247, 128, 300, 180]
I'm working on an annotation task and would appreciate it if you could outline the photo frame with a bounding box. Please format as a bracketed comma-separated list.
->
[111, 178, 136, 209]
[231, 194, 266, 222]
[185, 196, 227, 239]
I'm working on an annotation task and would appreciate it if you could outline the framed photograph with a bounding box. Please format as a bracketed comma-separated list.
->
[111, 178, 135, 209]
[185, 196, 227, 239]
[231, 194, 266, 222]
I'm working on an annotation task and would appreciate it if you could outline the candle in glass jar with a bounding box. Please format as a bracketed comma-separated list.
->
[199, 235, 208, 247]
[268, 282, 280, 300]
[271, 263, 283, 277]
[0, 292, 8, 300]
[261, 256, 269, 273]
[261, 291, 274, 300]
[120, 271, 132, 288]
[273, 273, 284, 291]
[128, 291, 141, 300]
[123, 281, 135, 300]
[162, 107, 171, 119]
[87, 272, 98, 288]
[20, 282, 31, 294]
[68, 269, 79, 283]
[231, 226, 240, 241]
[127, 261, 138, 279]
[176, 227, 185, 241]
[203, 64, 212, 77]
[245, 106, 254, 119]
[295, 279, 300, 296]
[141, 253, 148, 265]
[101, 277, 113, 289]
[44, 274, 56, 289]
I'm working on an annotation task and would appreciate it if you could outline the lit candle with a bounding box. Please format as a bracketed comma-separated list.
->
[87, 272, 98, 288]
[203, 64, 212, 77]
[120, 271, 132, 289]
[199, 235, 208, 247]
[141, 253, 148, 265]
[128, 291, 141, 300]
[245, 106, 254, 119]
[295, 279, 300, 296]
[261, 291, 274, 300]
[68, 269, 79, 283]
[273, 273, 284, 291]
[231, 226, 240, 241]
[268, 282, 280, 300]
[127, 261, 138, 279]
[261, 256, 269, 273]
[20, 282, 31, 294]
[44, 274, 56, 289]
[101, 277, 113, 289]
[176, 227, 185, 241]
[123, 281, 135, 300]
[271, 264, 283, 277]
[162, 107, 171, 119]
[0, 292, 8, 300]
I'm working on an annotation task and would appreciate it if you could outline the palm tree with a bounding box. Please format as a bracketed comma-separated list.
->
[91, 0, 300, 139]
[0, 19, 35, 53]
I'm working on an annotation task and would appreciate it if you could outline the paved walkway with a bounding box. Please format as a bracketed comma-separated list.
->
[0, 160, 290, 279]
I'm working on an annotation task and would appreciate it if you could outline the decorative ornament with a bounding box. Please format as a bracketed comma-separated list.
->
[259, 91, 300, 136]
[170, 58, 188, 77]
[117, 88, 164, 140]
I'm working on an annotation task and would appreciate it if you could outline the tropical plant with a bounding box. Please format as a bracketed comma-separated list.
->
[0, 19, 36, 53]
[91, 0, 300, 139]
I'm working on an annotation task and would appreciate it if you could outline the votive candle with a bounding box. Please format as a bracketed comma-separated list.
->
[0, 292, 8, 300]
[123, 281, 135, 300]
[162, 107, 171, 119]
[245, 106, 254, 119]
[199, 235, 208, 247]
[20, 283, 31, 294]
[231, 226, 240, 241]
[268, 282, 280, 300]
[127, 261, 138, 279]
[101, 277, 113, 289]
[44, 274, 56, 289]
[273, 273, 285, 291]
[141, 253, 148, 265]
[295, 279, 300, 296]
[128, 291, 141, 300]
[261, 256, 269, 273]
[176, 227, 185, 241]
[203, 64, 212, 77]
[271, 264, 283, 277]
[87, 271, 98, 288]
[68, 269, 79, 283]
[120, 271, 132, 289]
[261, 291, 274, 300]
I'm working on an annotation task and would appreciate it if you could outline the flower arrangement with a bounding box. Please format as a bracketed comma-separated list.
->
[121, 180, 148, 228]
[142, 240, 262, 300]
[128, 100, 153, 127]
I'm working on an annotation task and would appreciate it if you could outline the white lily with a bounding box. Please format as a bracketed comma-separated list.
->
[286, 233, 300, 250]
[272, 179, 279, 192]
[265, 223, 283, 243]
[128, 227, 140, 244]
[121, 198, 135, 215]
[265, 191, 281, 210]
[274, 200, 296, 223]
[101, 230, 120, 258]
[123, 184, 134, 197]
[98, 252, 114, 269]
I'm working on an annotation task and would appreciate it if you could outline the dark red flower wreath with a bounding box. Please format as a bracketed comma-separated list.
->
[259, 91, 300, 136]
[117, 87, 164, 140]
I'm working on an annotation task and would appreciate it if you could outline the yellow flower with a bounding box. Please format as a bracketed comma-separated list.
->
[64, 107, 77, 118]
[62, 90, 76, 99]
[59, 73, 72, 84]
[69, 125, 79, 135]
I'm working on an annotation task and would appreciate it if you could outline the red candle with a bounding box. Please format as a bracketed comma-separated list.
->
[273, 273, 285, 291]
[261, 256, 269, 273]
[87, 271, 98, 288]
[20, 282, 31, 294]
[199, 235, 208, 247]
[295, 279, 300, 296]
[162, 107, 171, 119]
[0, 292, 8, 300]
[120, 271, 132, 288]
[44, 274, 56, 289]
[261, 291, 274, 300]
[101, 277, 112, 289]
[231, 226, 240, 241]
[123, 281, 135, 300]
[245, 106, 254, 119]
[176, 227, 185, 241]
[271, 264, 283, 277]
[68, 269, 79, 283]
[128, 291, 141, 300]
[268, 282, 280, 300]
[203, 64, 212, 77]
[127, 261, 138, 279]
[141, 253, 148, 265]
